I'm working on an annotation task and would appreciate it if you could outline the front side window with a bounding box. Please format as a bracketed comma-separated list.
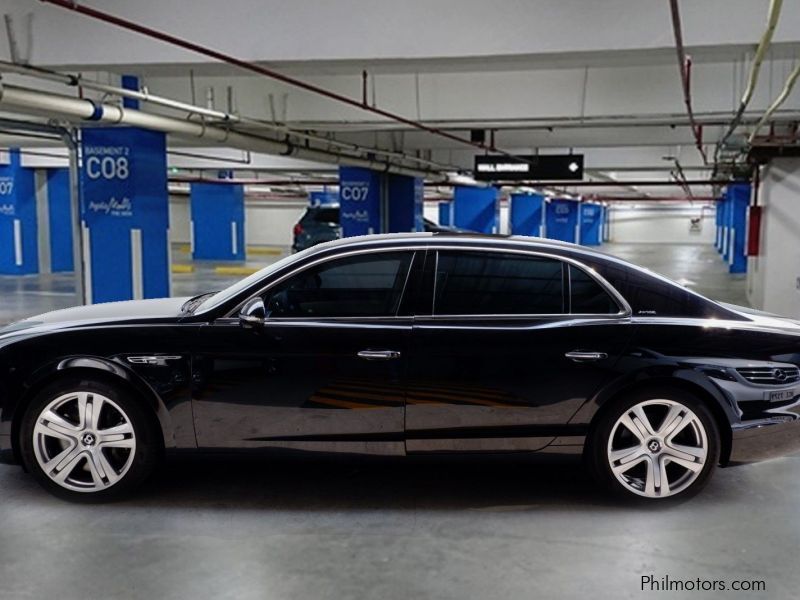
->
[264, 252, 413, 318]
[434, 251, 565, 315]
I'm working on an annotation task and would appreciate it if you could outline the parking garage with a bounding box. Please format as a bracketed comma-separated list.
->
[1, 1, 800, 599]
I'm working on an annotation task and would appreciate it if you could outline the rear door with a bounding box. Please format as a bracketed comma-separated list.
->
[406, 248, 634, 453]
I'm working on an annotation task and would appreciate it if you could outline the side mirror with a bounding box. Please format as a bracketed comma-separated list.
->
[239, 297, 266, 328]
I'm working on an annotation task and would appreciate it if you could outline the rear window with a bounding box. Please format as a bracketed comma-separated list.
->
[569, 265, 619, 314]
[578, 256, 746, 319]
[309, 207, 339, 224]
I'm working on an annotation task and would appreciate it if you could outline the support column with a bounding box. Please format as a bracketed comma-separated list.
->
[309, 190, 338, 205]
[452, 186, 498, 233]
[80, 128, 170, 303]
[46, 168, 75, 272]
[190, 182, 245, 261]
[438, 201, 454, 227]
[545, 198, 579, 243]
[726, 182, 750, 274]
[509, 193, 544, 237]
[0, 149, 38, 275]
[579, 202, 603, 246]
[339, 167, 383, 237]
[387, 174, 424, 233]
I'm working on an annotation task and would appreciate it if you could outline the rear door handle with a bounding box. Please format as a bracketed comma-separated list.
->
[357, 350, 401, 361]
[565, 350, 608, 362]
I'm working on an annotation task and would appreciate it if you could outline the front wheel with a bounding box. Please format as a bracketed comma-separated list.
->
[588, 389, 720, 501]
[20, 378, 159, 502]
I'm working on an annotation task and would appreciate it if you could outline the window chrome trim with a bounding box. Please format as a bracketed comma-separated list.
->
[222, 243, 632, 321]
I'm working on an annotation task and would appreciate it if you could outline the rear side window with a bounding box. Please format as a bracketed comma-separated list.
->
[264, 251, 412, 318]
[434, 251, 564, 315]
[569, 265, 619, 314]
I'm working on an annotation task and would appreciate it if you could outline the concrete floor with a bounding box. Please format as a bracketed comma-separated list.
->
[2, 242, 795, 600]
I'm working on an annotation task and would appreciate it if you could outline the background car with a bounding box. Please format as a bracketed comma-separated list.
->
[292, 204, 463, 251]
[2, 233, 800, 503]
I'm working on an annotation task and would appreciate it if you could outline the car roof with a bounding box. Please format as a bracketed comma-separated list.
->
[308, 231, 619, 261]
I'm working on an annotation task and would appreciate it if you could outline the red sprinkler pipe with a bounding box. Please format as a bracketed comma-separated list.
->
[669, 0, 708, 164]
[39, 0, 526, 164]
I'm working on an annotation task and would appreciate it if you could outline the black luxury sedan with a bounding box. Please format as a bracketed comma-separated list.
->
[2, 233, 800, 502]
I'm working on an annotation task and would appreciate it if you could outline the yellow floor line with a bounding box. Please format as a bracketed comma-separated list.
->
[171, 264, 195, 274]
[174, 244, 191, 253]
[214, 266, 261, 276]
[247, 246, 283, 256]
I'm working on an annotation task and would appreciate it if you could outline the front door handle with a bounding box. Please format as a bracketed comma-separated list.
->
[357, 350, 401, 361]
[565, 350, 608, 362]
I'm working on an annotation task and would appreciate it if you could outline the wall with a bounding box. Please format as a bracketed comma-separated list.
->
[608, 204, 716, 244]
[746, 158, 800, 318]
[168, 194, 307, 249]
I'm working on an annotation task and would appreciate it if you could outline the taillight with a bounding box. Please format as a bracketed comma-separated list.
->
[293, 223, 303, 237]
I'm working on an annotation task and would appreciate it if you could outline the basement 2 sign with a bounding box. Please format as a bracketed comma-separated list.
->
[79, 127, 170, 304]
[474, 154, 584, 182]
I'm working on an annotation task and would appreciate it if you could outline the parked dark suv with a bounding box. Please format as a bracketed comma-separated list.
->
[292, 204, 460, 252]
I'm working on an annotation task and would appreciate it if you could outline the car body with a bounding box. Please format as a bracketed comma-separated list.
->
[291, 203, 461, 252]
[2, 232, 800, 501]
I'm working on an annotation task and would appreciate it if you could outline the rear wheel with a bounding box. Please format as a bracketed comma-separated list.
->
[20, 378, 159, 502]
[588, 389, 720, 501]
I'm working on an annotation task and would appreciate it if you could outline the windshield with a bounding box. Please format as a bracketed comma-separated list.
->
[197, 245, 318, 313]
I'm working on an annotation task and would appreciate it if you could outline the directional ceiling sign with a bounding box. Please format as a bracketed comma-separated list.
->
[474, 154, 584, 181]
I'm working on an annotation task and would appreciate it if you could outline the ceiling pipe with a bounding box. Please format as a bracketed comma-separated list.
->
[718, 0, 783, 153]
[668, 0, 708, 164]
[0, 83, 448, 181]
[38, 0, 527, 164]
[487, 179, 727, 187]
[0, 60, 459, 172]
[748, 61, 800, 144]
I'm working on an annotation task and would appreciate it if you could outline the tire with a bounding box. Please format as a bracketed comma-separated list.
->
[19, 377, 159, 502]
[587, 387, 720, 502]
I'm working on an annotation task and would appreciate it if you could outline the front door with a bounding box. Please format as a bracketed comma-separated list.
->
[406, 249, 633, 452]
[192, 250, 418, 454]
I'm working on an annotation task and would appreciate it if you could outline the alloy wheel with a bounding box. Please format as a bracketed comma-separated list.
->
[32, 391, 137, 493]
[606, 399, 708, 498]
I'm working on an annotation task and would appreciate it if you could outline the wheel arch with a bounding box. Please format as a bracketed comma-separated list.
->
[584, 375, 733, 466]
[10, 357, 173, 465]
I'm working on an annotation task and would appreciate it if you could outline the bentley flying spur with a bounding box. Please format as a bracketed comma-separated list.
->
[2, 233, 800, 502]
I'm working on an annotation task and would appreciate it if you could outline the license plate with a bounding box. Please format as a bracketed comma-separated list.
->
[766, 388, 797, 402]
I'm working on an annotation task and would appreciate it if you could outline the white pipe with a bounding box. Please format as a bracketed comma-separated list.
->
[719, 0, 783, 146]
[0, 83, 446, 181]
[0, 60, 456, 172]
[748, 61, 800, 144]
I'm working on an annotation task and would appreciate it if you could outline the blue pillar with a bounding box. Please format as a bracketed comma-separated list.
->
[579, 202, 603, 246]
[339, 167, 382, 237]
[438, 201, 454, 227]
[714, 200, 722, 251]
[387, 174, 424, 233]
[0, 149, 38, 275]
[190, 183, 245, 261]
[309, 190, 338, 206]
[46, 168, 74, 272]
[719, 196, 729, 256]
[545, 198, 579, 243]
[509, 193, 544, 237]
[727, 183, 750, 274]
[453, 186, 498, 233]
[81, 127, 170, 303]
